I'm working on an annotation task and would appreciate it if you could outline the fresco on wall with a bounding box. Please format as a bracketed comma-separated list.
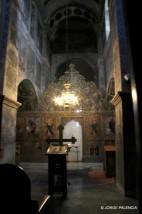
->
[36, 60, 41, 88]
[16, 79, 44, 162]
[17, 115, 47, 162]
[91, 118, 98, 136]
[87, 116, 101, 160]
[16, 117, 25, 137]
[26, 117, 40, 135]
[37, 20, 43, 52]
[43, 116, 58, 138]
[16, 115, 61, 162]
[105, 116, 115, 135]
[17, 0, 30, 25]
[9, 9, 17, 46]
[16, 112, 115, 162]
[27, 48, 35, 75]
[18, 32, 27, 73]
[30, 2, 36, 39]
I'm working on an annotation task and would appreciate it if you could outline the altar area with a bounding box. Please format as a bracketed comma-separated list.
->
[16, 110, 114, 163]
[16, 65, 115, 163]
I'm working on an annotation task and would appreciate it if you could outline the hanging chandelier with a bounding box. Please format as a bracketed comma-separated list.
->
[52, 5, 80, 109]
[53, 83, 79, 109]
[40, 64, 111, 112]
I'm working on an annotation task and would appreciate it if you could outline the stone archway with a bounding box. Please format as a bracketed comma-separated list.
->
[16, 79, 42, 162]
[63, 120, 82, 161]
[17, 79, 38, 112]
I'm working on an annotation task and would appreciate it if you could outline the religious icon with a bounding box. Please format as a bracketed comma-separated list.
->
[105, 117, 115, 135]
[109, 118, 115, 134]
[44, 119, 55, 148]
[26, 117, 41, 136]
[46, 123, 54, 138]
[91, 118, 97, 136]
[26, 119, 37, 134]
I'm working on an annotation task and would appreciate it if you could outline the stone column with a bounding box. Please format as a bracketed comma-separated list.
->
[111, 93, 124, 193]
[0, 95, 21, 163]
[112, 92, 136, 197]
[123, 0, 142, 208]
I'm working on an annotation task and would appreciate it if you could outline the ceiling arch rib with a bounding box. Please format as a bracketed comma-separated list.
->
[42, 0, 101, 23]
[50, 16, 98, 53]
[47, 5, 98, 53]
[48, 5, 98, 32]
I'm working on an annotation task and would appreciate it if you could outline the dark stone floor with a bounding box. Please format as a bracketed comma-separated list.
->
[21, 163, 139, 214]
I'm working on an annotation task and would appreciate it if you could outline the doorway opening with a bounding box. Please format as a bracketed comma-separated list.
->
[63, 120, 82, 161]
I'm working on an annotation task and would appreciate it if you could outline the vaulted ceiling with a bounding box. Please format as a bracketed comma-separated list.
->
[36, 0, 105, 54]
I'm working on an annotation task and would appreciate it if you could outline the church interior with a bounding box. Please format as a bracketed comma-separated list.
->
[0, 0, 141, 213]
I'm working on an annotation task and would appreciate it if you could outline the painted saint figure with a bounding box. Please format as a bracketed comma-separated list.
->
[44, 121, 55, 149]
[26, 119, 36, 134]
[91, 119, 97, 136]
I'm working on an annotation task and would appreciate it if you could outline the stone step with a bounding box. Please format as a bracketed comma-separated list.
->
[19, 162, 103, 172]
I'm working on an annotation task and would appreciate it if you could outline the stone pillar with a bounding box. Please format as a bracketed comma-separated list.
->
[0, 95, 21, 163]
[112, 92, 136, 197]
[0, 0, 11, 93]
[0, 0, 12, 160]
[111, 93, 124, 193]
[123, 0, 142, 208]
[114, 0, 130, 91]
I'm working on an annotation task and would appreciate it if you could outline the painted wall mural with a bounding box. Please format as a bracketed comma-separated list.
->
[26, 117, 40, 135]
[16, 112, 115, 163]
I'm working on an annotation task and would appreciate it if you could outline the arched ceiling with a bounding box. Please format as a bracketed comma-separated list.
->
[41, 0, 104, 22]
[35, 0, 105, 54]
[50, 16, 97, 53]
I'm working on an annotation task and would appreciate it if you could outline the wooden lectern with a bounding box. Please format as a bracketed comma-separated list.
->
[45, 124, 76, 197]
